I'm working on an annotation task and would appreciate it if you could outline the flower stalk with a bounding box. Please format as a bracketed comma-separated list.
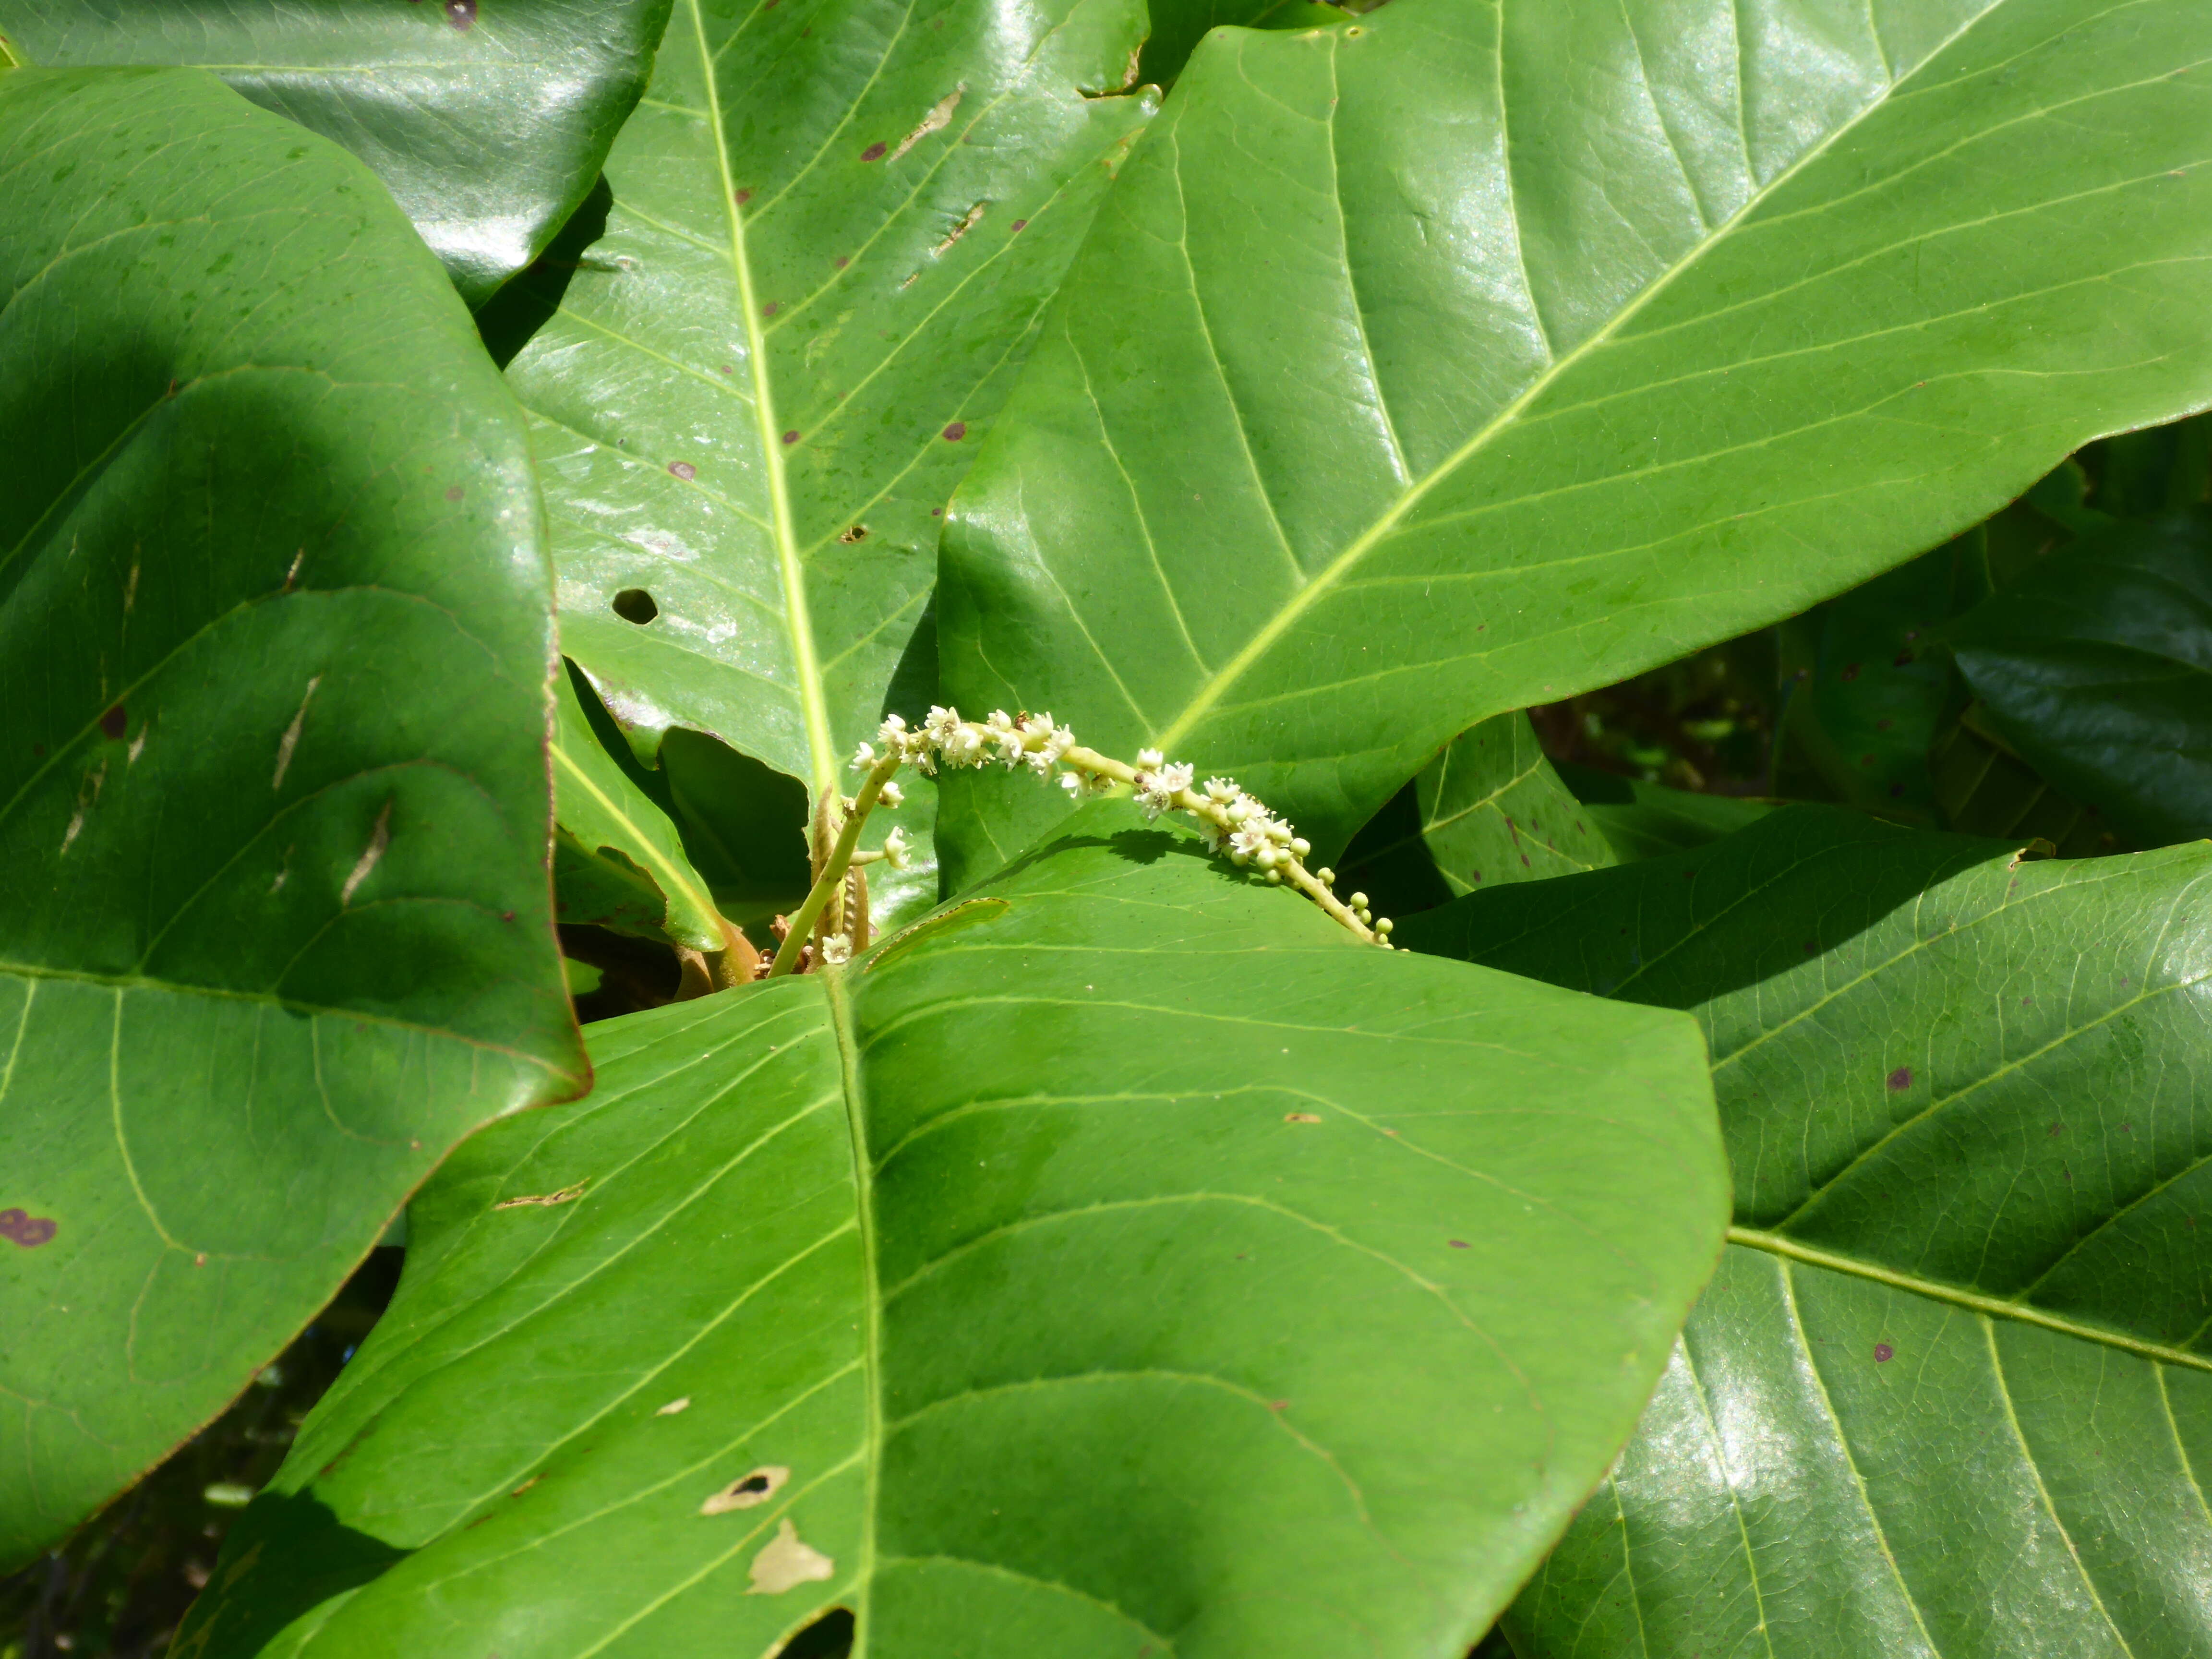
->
[764, 707, 1391, 979]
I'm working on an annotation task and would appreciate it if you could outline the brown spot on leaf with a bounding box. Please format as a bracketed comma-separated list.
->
[1010, 218, 1027, 232]
[1447, 1239, 1469, 1249]
[782, 429, 800, 445]
[99, 705, 126, 740]
[942, 421, 967, 441]
[1874, 1343, 1894, 1362]
[736, 188, 753, 204]
[1283, 1112, 1322, 1124]
[762, 301, 779, 317]
[860, 142, 887, 162]
[704, 1465, 790, 1516]
[668, 461, 697, 481]
[0, 1209, 57, 1248]
[445, 484, 465, 502]
[1886, 1066, 1912, 1092]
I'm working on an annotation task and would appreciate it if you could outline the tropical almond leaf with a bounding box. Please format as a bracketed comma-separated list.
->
[1554, 766, 1777, 864]
[1778, 533, 1990, 822]
[0, 0, 673, 304]
[1950, 505, 2212, 846]
[938, 0, 2212, 876]
[174, 800, 1725, 1659]
[0, 66, 584, 1566]
[481, 0, 1156, 923]
[1402, 807, 2212, 1657]
[1336, 711, 1618, 923]
[553, 667, 726, 950]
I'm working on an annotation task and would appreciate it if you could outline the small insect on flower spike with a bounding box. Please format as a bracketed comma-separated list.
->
[763, 708, 1391, 976]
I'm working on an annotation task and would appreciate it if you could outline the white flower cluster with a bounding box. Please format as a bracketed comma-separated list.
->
[836, 702, 1387, 944]
[859, 706, 1076, 780]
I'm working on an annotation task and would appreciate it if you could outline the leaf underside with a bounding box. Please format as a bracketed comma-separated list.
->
[177, 802, 1726, 1659]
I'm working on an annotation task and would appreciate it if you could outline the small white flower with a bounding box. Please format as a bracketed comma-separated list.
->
[878, 780, 904, 808]
[923, 704, 963, 746]
[1060, 768, 1105, 801]
[850, 741, 877, 770]
[878, 713, 910, 748]
[1134, 759, 1193, 820]
[882, 828, 911, 869]
[820, 934, 853, 965]
[940, 722, 987, 768]
[1204, 777, 1239, 805]
[1228, 822, 1273, 864]
[1136, 747, 1165, 769]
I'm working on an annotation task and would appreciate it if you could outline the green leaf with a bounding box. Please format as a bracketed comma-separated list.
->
[0, 0, 673, 305]
[481, 0, 1155, 921]
[1337, 711, 1617, 923]
[1400, 809, 2212, 1659]
[553, 669, 726, 950]
[1950, 508, 2212, 846]
[176, 801, 1726, 1659]
[1137, 0, 1342, 88]
[0, 66, 583, 1565]
[939, 0, 2212, 875]
[1778, 534, 1988, 821]
[1554, 766, 1776, 863]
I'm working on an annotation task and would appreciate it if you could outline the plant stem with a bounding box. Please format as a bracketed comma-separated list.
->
[768, 751, 902, 977]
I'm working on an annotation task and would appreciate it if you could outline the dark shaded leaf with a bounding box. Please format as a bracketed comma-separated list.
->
[0, 67, 582, 1565]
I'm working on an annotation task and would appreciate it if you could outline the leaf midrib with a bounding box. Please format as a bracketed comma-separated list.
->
[689, 0, 838, 802]
[1728, 1226, 2212, 1374]
[1148, 0, 2008, 754]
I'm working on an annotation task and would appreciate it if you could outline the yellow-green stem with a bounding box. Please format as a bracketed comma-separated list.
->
[769, 752, 903, 977]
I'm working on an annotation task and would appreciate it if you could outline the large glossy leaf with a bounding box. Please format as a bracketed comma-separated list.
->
[482, 0, 1155, 922]
[1950, 507, 2212, 846]
[0, 0, 672, 304]
[1401, 809, 2212, 1658]
[175, 800, 1725, 1659]
[0, 67, 583, 1565]
[938, 0, 2212, 876]
[1337, 711, 1616, 923]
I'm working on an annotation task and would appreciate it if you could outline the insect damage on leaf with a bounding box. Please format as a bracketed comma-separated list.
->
[493, 1182, 589, 1210]
[747, 1519, 835, 1594]
[340, 802, 392, 906]
[889, 85, 964, 162]
[703, 1465, 791, 1515]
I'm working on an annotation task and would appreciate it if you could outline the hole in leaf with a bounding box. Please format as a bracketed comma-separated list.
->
[775, 1607, 854, 1659]
[612, 589, 659, 625]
